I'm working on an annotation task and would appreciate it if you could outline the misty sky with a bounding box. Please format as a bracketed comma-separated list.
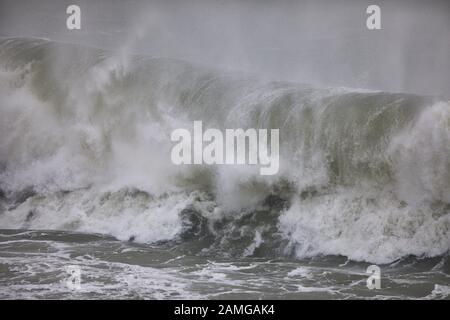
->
[0, 0, 449, 97]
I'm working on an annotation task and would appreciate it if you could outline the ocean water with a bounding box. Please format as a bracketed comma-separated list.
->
[0, 38, 449, 299]
[0, 229, 449, 299]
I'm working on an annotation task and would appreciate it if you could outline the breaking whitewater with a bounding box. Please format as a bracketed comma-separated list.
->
[0, 38, 449, 299]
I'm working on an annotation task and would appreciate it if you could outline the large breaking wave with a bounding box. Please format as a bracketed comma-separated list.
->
[0, 37, 449, 263]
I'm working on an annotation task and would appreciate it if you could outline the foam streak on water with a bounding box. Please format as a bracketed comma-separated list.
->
[0, 229, 448, 300]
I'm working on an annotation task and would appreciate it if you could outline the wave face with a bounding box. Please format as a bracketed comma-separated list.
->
[0, 38, 449, 264]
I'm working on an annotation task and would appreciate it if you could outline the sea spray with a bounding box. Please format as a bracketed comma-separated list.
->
[0, 38, 449, 263]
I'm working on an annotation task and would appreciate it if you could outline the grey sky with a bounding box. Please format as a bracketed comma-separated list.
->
[0, 0, 449, 97]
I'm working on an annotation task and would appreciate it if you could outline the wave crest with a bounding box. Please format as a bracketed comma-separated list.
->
[0, 38, 449, 263]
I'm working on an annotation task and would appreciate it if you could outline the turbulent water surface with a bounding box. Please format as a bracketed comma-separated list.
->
[0, 38, 449, 299]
